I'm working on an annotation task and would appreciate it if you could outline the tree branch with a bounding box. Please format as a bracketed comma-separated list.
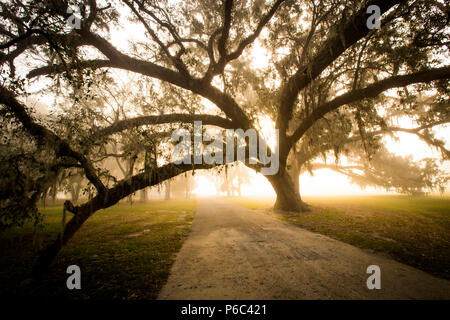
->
[277, 0, 405, 135]
[26, 59, 113, 78]
[88, 113, 239, 142]
[218, 0, 234, 58]
[0, 85, 107, 194]
[205, 0, 285, 81]
[288, 66, 450, 147]
[77, 29, 192, 89]
[296, 120, 450, 168]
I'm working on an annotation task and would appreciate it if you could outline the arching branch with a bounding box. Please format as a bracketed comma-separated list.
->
[296, 121, 450, 168]
[89, 113, 239, 142]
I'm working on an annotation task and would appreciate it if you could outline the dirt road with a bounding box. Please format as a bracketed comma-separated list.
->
[158, 198, 450, 299]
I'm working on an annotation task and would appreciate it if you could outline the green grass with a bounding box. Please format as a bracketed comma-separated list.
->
[226, 195, 450, 280]
[0, 199, 197, 299]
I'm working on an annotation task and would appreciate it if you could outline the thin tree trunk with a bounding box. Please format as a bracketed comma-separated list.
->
[224, 166, 231, 197]
[127, 157, 136, 204]
[140, 188, 148, 203]
[51, 185, 57, 205]
[140, 151, 150, 203]
[184, 173, 191, 199]
[165, 180, 171, 200]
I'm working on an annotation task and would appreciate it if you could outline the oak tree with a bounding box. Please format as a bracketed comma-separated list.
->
[0, 0, 449, 275]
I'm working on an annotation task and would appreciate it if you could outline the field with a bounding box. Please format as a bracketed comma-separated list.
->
[2, 195, 449, 300]
[226, 195, 450, 280]
[0, 199, 196, 299]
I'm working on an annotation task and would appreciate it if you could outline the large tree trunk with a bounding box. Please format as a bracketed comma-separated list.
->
[268, 171, 309, 212]
[266, 147, 308, 212]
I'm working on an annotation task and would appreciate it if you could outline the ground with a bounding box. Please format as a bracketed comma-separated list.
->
[0, 199, 196, 299]
[158, 198, 450, 299]
[0, 195, 449, 299]
[227, 195, 450, 280]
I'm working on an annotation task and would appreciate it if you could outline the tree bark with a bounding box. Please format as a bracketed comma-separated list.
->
[287, 152, 300, 196]
[268, 171, 309, 212]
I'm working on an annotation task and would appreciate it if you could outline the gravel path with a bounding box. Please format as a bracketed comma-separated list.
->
[158, 198, 450, 299]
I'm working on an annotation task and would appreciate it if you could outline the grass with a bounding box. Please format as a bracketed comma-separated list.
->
[0, 198, 197, 300]
[225, 195, 450, 280]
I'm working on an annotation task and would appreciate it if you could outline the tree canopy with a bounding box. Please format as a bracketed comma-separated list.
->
[0, 0, 449, 275]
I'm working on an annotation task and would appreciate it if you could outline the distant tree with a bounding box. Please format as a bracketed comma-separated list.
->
[65, 169, 84, 203]
[0, 0, 449, 276]
[217, 163, 252, 196]
[164, 179, 172, 200]
[170, 173, 195, 199]
[305, 146, 448, 195]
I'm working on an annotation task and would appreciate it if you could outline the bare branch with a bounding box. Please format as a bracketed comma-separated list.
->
[227, 0, 285, 61]
[122, 0, 190, 75]
[133, 0, 187, 53]
[205, 0, 285, 81]
[85, 0, 98, 29]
